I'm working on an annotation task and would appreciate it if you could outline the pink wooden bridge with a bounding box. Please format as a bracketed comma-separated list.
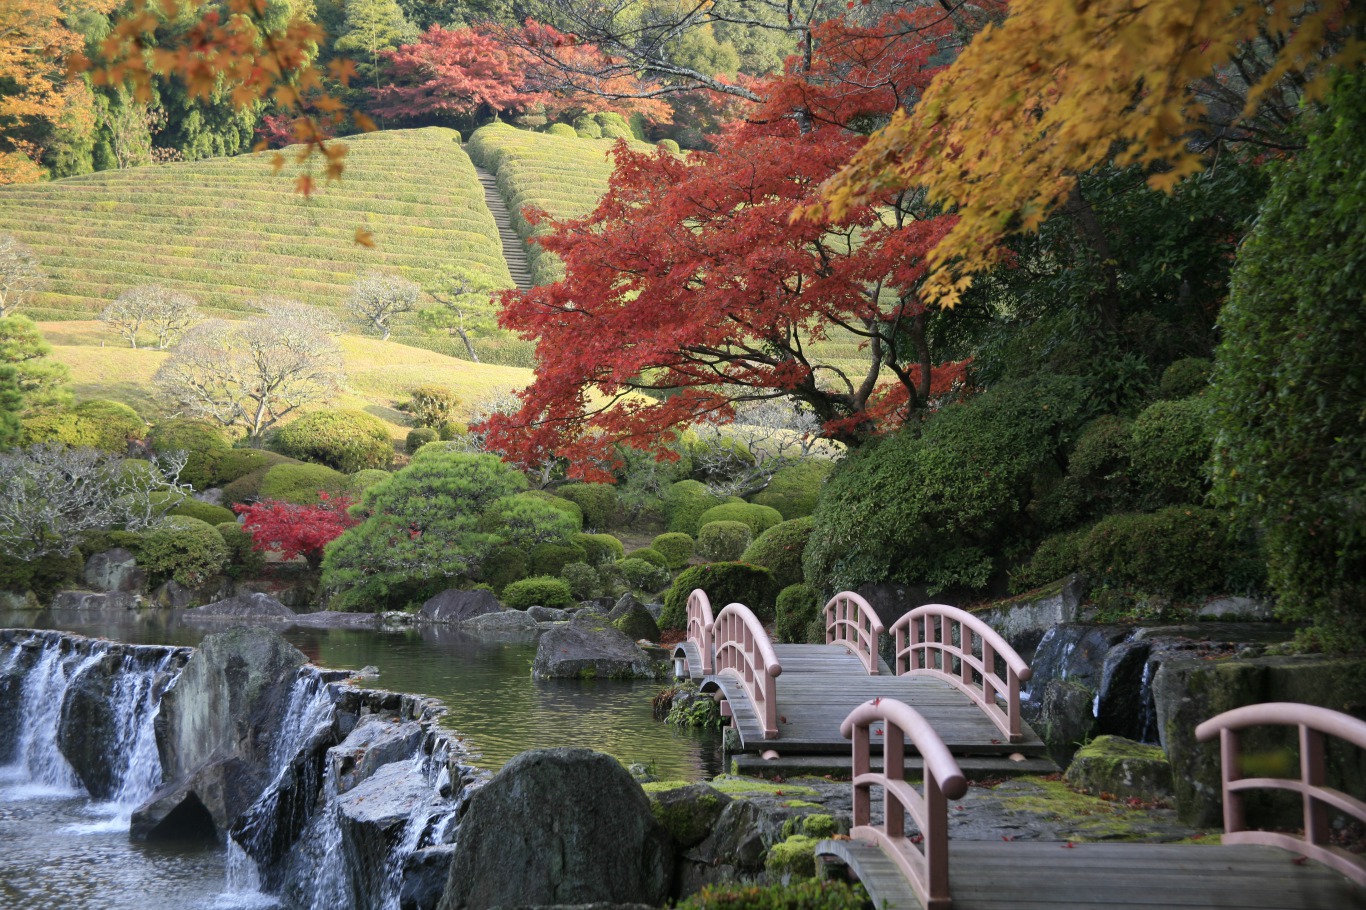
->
[815, 698, 1366, 909]
[672, 589, 1045, 760]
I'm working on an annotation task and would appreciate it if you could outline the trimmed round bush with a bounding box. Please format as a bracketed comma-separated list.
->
[573, 532, 625, 566]
[19, 408, 86, 447]
[215, 449, 296, 485]
[750, 460, 834, 520]
[406, 427, 439, 453]
[437, 419, 468, 441]
[697, 520, 753, 562]
[1009, 528, 1088, 594]
[348, 469, 389, 496]
[651, 532, 695, 569]
[625, 547, 667, 568]
[740, 517, 813, 591]
[555, 482, 618, 529]
[70, 399, 146, 452]
[169, 498, 237, 525]
[271, 409, 394, 473]
[775, 583, 821, 644]
[148, 419, 231, 490]
[664, 480, 725, 536]
[616, 556, 671, 593]
[547, 122, 577, 138]
[529, 541, 588, 577]
[407, 386, 459, 428]
[516, 489, 583, 529]
[217, 522, 266, 579]
[259, 463, 349, 505]
[1078, 508, 1232, 597]
[573, 115, 603, 139]
[1128, 398, 1210, 508]
[221, 467, 269, 506]
[697, 502, 784, 536]
[657, 138, 681, 154]
[139, 515, 228, 587]
[502, 575, 575, 610]
[560, 561, 601, 600]
[481, 546, 527, 593]
[660, 562, 778, 629]
[1158, 357, 1213, 400]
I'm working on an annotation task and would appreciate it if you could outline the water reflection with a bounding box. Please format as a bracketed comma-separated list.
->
[2, 608, 722, 780]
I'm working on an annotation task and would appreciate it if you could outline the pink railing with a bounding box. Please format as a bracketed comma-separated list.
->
[841, 698, 968, 910]
[1195, 702, 1366, 887]
[685, 588, 716, 676]
[824, 591, 885, 675]
[891, 604, 1032, 744]
[713, 602, 784, 739]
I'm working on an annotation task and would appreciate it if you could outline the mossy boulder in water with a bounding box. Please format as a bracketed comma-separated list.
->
[533, 611, 662, 679]
[1064, 735, 1173, 800]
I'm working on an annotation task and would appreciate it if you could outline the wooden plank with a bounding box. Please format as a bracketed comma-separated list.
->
[816, 839, 920, 910]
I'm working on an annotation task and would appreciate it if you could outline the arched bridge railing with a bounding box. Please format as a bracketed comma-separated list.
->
[713, 602, 783, 740]
[1195, 702, 1366, 887]
[685, 588, 715, 676]
[890, 604, 1032, 744]
[824, 591, 884, 675]
[840, 698, 968, 910]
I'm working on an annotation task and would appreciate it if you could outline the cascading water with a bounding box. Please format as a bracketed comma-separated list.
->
[5, 638, 109, 795]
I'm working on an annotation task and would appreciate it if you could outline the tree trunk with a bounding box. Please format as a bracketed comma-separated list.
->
[455, 326, 480, 362]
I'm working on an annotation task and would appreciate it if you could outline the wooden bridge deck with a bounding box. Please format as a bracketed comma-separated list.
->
[818, 838, 1366, 910]
[699, 644, 1046, 757]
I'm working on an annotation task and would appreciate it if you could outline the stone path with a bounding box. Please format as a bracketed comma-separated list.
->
[474, 164, 534, 291]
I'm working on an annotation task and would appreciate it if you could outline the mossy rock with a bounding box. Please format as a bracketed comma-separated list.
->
[649, 783, 731, 848]
[1064, 735, 1174, 800]
[664, 686, 722, 731]
[613, 604, 661, 642]
[765, 834, 819, 880]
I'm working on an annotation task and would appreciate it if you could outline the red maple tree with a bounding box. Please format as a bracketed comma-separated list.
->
[236, 493, 359, 571]
[483, 12, 968, 480]
[369, 25, 539, 123]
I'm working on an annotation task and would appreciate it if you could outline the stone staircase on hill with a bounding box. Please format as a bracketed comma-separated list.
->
[474, 164, 535, 291]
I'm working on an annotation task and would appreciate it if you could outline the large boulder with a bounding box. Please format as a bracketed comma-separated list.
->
[613, 604, 661, 643]
[337, 760, 442, 909]
[1064, 735, 1173, 800]
[463, 609, 539, 634]
[421, 589, 502, 624]
[186, 592, 295, 620]
[532, 612, 662, 680]
[83, 547, 146, 594]
[328, 715, 426, 794]
[437, 749, 674, 910]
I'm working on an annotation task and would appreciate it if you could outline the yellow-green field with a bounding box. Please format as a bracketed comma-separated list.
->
[466, 123, 654, 285]
[40, 321, 532, 441]
[0, 128, 511, 328]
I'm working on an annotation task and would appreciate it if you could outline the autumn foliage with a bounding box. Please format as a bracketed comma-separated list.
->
[236, 492, 358, 570]
[370, 25, 537, 122]
[484, 12, 968, 479]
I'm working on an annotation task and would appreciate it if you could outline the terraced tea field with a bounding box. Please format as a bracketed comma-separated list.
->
[0, 128, 511, 324]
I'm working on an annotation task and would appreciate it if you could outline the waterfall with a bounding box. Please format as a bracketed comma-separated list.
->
[109, 650, 179, 811]
[4, 636, 109, 795]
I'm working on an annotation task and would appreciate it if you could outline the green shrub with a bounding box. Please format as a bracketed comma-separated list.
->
[502, 575, 575, 610]
[617, 556, 671, 593]
[750, 460, 834, 520]
[805, 376, 1088, 596]
[481, 546, 528, 593]
[593, 111, 633, 139]
[775, 583, 821, 644]
[486, 494, 580, 550]
[657, 138, 681, 154]
[221, 467, 270, 506]
[1078, 508, 1234, 597]
[139, 516, 229, 587]
[0, 550, 84, 597]
[270, 409, 394, 473]
[1128, 397, 1210, 508]
[740, 517, 813, 590]
[1210, 74, 1366, 647]
[698, 502, 785, 537]
[660, 562, 778, 629]
[406, 385, 460, 428]
[168, 499, 237, 525]
[517, 489, 583, 529]
[259, 463, 349, 505]
[555, 482, 618, 529]
[406, 427, 439, 453]
[572, 115, 602, 139]
[70, 399, 146, 452]
[625, 547, 667, 568]
[547, 122, 577, 138]
[348, 469, 390, 496]
[676, 880, 866, 910]
[1159, 357, 1213, 400]
[1009, 528, 1088, 594]
[560, 561, 600, 599]
[529, 541, 588, 577]
[437, 419, 468, 441]
[147, 419, 232, 490]
[217, 522, 265, 579]
[651, 532, 695, 569]
[215, 449, 295, 485]
[697, 520, 753, 562]
[573, 532, 625, 566]
[19, 408, 85, 447]
[664, 480, 725, 536]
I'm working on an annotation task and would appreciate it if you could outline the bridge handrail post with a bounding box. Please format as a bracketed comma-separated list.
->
[1195, 702, 1366, 886]
[712, 601, 783, 739]
[890, 603, 1032, 744]
[840, 698, 967, 910]
[685, 588, 716, 675]
[823, 591, 885, 675]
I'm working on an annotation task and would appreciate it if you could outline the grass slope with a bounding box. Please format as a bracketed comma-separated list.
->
[40, 321, 532, 441]
[466, 123, 655, 285]
[0, 128, 512, 329]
